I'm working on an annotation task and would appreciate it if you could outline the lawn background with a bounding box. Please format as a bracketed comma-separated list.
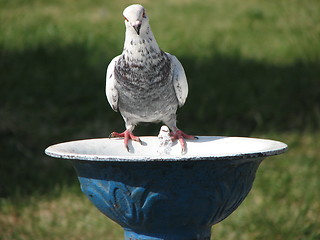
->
[0, 0, 319, 239]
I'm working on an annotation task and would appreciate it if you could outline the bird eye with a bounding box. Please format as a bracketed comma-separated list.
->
[142, 10, 146, 18]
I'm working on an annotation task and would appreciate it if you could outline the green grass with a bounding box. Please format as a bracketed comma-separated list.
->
[1, 0, 319, 239]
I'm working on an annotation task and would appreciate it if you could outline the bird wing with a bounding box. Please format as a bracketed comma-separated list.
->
[166, 53, 188, 107]
[105, 55, 120, 112]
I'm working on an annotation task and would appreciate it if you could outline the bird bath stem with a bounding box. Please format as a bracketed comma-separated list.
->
[45, 136, 287, 240]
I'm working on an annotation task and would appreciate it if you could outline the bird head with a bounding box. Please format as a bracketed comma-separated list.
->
[123, 4, 149, 36]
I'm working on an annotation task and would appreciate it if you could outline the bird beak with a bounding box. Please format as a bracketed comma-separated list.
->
[132, 21, 142, 35]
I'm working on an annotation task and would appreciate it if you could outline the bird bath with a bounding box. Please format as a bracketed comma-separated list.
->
[45, 136, 287, 240]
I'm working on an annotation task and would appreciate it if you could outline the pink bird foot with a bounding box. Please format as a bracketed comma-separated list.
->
[170, 129, 198, 154]
[109, 130, 141, 152]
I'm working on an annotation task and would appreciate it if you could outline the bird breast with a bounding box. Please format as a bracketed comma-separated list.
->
[114, 50, 178, 121]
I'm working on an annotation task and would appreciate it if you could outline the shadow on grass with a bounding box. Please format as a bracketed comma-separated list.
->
[180, 53, 320, 136]
[0, 44, 319, 198]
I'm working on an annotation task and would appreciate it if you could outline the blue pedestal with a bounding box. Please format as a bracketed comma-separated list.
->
[72, 159, 262, 240]
[124, 227, 211, 240]
[45, 136, 287, 239]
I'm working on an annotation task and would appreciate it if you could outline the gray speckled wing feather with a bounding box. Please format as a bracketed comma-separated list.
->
[106, 56, 120, 112]
[166, 53, 188, 107]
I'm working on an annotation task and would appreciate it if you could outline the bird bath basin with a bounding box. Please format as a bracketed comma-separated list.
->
[45, 136, 287, 240]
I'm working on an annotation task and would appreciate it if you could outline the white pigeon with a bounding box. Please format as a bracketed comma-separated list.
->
[106, 4, 197, 153]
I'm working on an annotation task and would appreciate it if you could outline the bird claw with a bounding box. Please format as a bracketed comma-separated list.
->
[170, 129, 197, 154]
[125, 144, 130, 152]
[109, 130, 141, 152]
[109, 132, 115, 138]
